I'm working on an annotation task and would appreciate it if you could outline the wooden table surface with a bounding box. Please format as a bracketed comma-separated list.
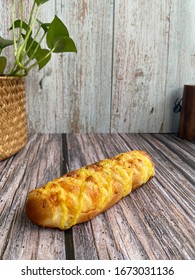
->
[0, 133, 194, 260]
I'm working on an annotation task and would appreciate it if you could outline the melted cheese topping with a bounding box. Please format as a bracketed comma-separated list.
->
[37, 150, 154, 229]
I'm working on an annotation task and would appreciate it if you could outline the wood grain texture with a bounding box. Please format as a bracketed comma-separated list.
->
[0, 133, 194, 260]
[164, 0, 195, 132]
[111, 0, 170, 133]
[26, 0, 113, 133]
[0, 134, 66, 260]
[65, 134, 195, 260]
[1, 1, 195, 132]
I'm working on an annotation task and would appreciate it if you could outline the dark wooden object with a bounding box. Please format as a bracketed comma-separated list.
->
[0, 134, 194, 260]
[179, 85, 195, 140]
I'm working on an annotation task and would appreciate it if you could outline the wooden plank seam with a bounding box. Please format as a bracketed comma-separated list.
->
[61, 134, 75, 260]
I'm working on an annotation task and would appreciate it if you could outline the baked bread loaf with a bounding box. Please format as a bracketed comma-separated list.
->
[25, 150, 155, 230]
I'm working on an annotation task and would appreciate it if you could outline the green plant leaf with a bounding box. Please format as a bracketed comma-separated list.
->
[25, 36, 41, 59]
[53, 36, 77, 53]
[37, 19, 50, 33]
[0, 56, 7, 74]
[46, 16, 69, 50]
[0, 36, 14, 50]
[10, 20, 32, 36]
[35, 49, 51, 70]
[35, 0, 50, 5]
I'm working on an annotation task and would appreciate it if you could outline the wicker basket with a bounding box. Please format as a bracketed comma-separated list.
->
[0, 76, 27, 161]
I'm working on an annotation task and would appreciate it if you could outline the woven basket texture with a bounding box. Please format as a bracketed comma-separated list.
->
[0, 76, 27, 161]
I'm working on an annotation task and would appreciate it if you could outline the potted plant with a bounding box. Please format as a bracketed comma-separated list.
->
[0, 0, 77, 161]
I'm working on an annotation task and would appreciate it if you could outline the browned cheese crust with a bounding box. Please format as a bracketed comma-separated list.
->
[25, 150, 155, 230]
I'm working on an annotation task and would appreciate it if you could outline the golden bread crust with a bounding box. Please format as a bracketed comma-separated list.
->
[25, 150, 155, 230]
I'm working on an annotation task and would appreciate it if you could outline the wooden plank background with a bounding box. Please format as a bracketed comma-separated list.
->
[0, 0, 195, 133]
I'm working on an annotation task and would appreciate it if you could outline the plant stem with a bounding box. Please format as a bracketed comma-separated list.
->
[8, 0, 18, 75]
[8, 62, 17, 75]
[28, 0, 36, 26]
[16, 4, 41, 71]
[18, 1, 41, 67]
[27, 25, 41, 53]
[17, 0, 24, 50]
[10, 66, 27, 76]
[11, 0, 17, 56]
[24, 32, 46, 67]
[26, 48, 54, 72]
[21, 24, 42, 65]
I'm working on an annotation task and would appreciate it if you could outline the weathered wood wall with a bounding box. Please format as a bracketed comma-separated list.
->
[1, 0, 195, 133]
